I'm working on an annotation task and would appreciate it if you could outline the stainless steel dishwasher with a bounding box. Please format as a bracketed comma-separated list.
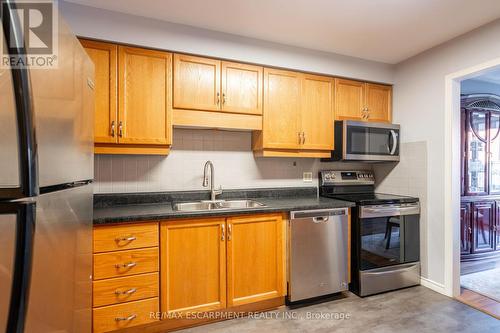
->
[288, 208, 349, 303]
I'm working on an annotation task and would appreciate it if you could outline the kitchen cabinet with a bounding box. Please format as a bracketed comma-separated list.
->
[226, 214, 285, 306]
[334, 78, 392, 123]
[92, 222, 160, 333]
[80, 39, 172, 155]
[253, 68, 333, 157]
[160, 218, 227, 314]
[118, 46, 172, 146]
[79, 39, 118, 144]
[301, 74, 334, 150]
[172, 54, 263, 130]
[160, 213, 285, 313]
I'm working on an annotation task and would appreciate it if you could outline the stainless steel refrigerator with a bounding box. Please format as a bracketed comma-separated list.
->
[0, 1, 94, 332]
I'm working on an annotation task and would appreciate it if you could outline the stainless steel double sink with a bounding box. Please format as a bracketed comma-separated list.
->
[173, 199, 266, 212]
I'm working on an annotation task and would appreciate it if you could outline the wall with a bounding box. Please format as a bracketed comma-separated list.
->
[461, 78, 500, 95]
[59, 1, 393, 83]
[389, 19, 500, 287]
[59, 0, 389, 194]
[94, 129, 370, 193]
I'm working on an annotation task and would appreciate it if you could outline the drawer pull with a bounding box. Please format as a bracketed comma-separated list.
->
[115, 314, 137, 322]
[115, 262, 137, 269]
[114, 288, 137, 296]
[115, 236, 137, 242]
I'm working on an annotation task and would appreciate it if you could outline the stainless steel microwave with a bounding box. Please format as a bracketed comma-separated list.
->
[322, 121, 400, 162]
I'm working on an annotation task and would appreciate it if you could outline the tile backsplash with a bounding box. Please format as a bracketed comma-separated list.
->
[93, 128, 370, 193]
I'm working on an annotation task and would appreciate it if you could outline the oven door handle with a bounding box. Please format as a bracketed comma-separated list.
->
[389, 130, 398, 155]
[360, 205, 420, 218]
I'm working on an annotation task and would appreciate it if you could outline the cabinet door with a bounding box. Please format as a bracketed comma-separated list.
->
[365, 83, 392, 123]
[173, 54, 221, 111]
[460, 203, 472, 255]
[263, 68, 301, 149]
[300, 74, 334, 150]
[118, 46, 172, 145]
[226, 214, 285, 307]
[489, 113, 500, 194]
[334, 79, 364, 121]
[465, 111, 488, 195]
[496, 201, 500, 251]
[221, 61, 262, 115]
[160, 219, 226, 313]
[80, 39, 118, 144]
[471, 201, 495, 253]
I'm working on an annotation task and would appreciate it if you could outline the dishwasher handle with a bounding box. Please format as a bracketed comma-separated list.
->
[290, 208, 348, 220]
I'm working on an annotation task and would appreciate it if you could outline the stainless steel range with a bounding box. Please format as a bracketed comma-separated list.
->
[319, 170, 420, 297]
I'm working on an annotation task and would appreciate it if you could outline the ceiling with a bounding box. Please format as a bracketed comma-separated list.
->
[65, 0, 500, 64]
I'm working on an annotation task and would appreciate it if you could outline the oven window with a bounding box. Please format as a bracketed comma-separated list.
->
[360, 216, 402, 270]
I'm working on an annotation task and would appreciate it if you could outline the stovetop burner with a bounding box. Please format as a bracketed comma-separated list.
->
[322, 192, 418, 205]
[319, 170, 419, 205]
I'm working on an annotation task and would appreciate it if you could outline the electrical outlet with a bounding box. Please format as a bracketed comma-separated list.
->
[303, 172, 313, 182]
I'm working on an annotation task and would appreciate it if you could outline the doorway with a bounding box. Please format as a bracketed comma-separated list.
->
[445, 61, 500, 318]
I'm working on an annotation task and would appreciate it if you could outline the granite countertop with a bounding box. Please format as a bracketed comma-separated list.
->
[93, 187, 355, 225]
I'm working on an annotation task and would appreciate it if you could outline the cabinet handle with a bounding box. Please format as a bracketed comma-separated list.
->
[118, 121, 123, 137]
[111, 121, 115, 137]
[115, 314, 137, 322]
[114, 288, 137, 295]
[468, 227, 472, 235]
[298, 132, 302, 144]
[115, 262, 137, 269]
[222, 92, 226, 105]
[302, 132, 306, 144]
[221, 224, 225, 241]
[216, 92, 220, 105]
[228, 224, 232, 241]
[115, 235, 136, 243]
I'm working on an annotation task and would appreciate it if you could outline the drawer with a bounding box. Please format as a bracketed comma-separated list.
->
[93, 297, 158, 333]
[94, 222, 159, 253]
[93, 272, 159, 307]
[94, 248, 159, 280]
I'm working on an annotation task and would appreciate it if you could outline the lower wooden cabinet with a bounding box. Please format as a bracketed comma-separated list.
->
[160, 218, 227, 313]
[93, 297, 159, 333]
[226, 214, 285, 306]
[160, 213, 286, 315]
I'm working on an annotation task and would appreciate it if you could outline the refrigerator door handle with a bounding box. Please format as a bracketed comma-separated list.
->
[2, 203, 36, 333]
[1, 0, 38, 199]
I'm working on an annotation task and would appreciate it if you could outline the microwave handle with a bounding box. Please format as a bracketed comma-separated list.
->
[390, 130, 398, 155]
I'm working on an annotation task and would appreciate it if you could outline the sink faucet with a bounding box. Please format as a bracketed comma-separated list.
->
[203, 161, 222, 201]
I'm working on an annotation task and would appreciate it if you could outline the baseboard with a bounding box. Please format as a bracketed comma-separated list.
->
[420, 277, 446, 295]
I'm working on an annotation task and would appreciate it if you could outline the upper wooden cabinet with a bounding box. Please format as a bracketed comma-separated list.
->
[173, 54, 220, 111]
[80, 39, 172, 155]
[261, 68, 301, 150]
[365, 83, 392, 122]
[118, 46, 172, 145]
[79, 39, 118, 144]
[335, 78, 392, 123]
[172, 54, 263, 130]
[253, 68, 333, 157]
[301, 74, 334, 151]
[221, 61, 263, 115]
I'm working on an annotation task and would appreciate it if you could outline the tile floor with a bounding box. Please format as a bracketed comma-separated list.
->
[180, 287, 500, 333]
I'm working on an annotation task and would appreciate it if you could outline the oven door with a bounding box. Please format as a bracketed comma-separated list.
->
[343, 121, 400, 161]
[358, 203, 420, 271]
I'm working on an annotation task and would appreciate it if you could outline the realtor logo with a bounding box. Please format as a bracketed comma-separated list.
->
[1, 0, 58, 68]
